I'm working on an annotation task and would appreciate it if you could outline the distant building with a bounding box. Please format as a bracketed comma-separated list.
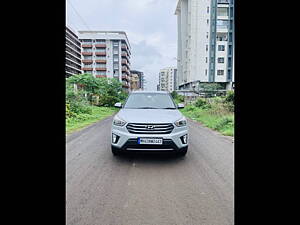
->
[78, 31, 131, 92]
[158, 67, 177, 92]
[175, 0, 234, 90]
[130, 70, 144, 90]
[65, 26, 82, 78]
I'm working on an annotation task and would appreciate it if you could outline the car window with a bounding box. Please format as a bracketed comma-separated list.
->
[123, 93, 176, 109]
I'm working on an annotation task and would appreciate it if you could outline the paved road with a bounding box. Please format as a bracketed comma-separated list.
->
[66, 116, 234, 225]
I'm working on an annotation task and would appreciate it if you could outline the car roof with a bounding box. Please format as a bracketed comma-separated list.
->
[130, 91, 170, 94]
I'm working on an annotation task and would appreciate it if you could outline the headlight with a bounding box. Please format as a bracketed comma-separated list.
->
[175, 117, 187, 127]
[113, 116, 126, 127]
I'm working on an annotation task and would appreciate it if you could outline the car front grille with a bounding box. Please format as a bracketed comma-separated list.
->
[126, 123, 174, 134]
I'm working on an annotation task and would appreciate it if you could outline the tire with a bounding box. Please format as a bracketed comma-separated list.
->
[111, 145, 120, 156]
[178, 146, 188, 157]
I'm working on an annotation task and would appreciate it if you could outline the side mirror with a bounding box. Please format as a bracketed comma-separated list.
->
[177, 103, 185, 109]
[114, 102, 122, 108]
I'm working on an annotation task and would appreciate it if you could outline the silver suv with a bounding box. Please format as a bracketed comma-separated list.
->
[111, 91, 188, 156]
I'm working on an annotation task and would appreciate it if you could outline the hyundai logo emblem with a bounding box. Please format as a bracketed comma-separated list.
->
[147, 125, 155, 129]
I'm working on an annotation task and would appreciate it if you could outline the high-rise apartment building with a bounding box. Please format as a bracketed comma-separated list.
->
[158, 67, 177, 92]
[65, 26, 82, 78]
[130, 70, 144, 90]
[175, 0, 234, 91]
[78, 31, 131, 91]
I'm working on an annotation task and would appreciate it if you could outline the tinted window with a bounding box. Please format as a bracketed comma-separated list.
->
[124, 93, 176, 109]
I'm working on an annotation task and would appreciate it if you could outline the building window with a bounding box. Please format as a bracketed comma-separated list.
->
[216, 33, 227, 41]
[207, 6, 209, 13]
[217, 19, 228, 29]
[217, 70, 224, 75]
[114, 70, 119, 75]
[206, 45, 208, 51]
[205, 69, 207, 75]
[96, 39, 105, 44]
[218, 45, 225, 51]
[217, 7, 228, 17]
[113, 63, 119, 69]
[207, 19, 209, 25]
[218, 57, 224, 63]
[206, 57, 208, 63]
[228, 45, 232, 55]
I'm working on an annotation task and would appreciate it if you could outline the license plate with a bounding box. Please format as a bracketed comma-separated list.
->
[138, 138, 163, 145]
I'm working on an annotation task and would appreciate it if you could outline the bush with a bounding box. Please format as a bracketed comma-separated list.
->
[225, 102, 234, 112]
[225, 90, 234, 104]
[212, 117, 233, 131]
[69, 100, 93, 115]
[185, 105, 197, 112]
[194, 98, 208, 108]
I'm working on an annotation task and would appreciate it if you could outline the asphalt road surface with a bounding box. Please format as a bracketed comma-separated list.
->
[66, 116, 234, 225]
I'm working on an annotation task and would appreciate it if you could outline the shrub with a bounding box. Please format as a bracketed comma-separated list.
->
[212, 117, 233, 131]
[185, 105, 197, 112]
[225, 90, 234, 104]
[69, 100, 93, 115]
[225, 102, 234, 112]
[194, 98, 208, 108]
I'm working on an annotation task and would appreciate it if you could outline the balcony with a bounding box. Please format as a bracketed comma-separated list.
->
[121, 51, 129, 57]
[121, 59, 129, 65]
[95, 75, 107, 78]
[82, 52, 93, 56]
[95, 52, 106, 56]
[82, 67, 93, 71]
[122, 75, 129, 81]
[122, 83, 129, 88]
[95, 59, 106, 63]
[82, 59, 93, 63]
[122, 67, 130, 74]
[82, 44, 92, 48]
[95, 44, 106, 48]
[95, 67, 106, 71]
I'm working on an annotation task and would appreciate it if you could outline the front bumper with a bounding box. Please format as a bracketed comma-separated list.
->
[111, 124, 188, 151]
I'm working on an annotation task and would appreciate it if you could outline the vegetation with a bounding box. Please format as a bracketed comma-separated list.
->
[66, 73, 128, 133]
[180, 91, 234, 136]
[66, 106, 117, 133]
[171, 91, 185, 104]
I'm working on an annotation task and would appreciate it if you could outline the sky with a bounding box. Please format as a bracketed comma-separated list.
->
[66, 0, 178, 91]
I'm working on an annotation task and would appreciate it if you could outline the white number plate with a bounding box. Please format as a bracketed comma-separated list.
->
[138, 138, 163, 145]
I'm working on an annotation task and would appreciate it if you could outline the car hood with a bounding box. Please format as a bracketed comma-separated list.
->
[116, 109, 184, 124]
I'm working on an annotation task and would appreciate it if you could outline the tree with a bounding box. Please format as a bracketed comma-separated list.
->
[66, 73, 125, 107]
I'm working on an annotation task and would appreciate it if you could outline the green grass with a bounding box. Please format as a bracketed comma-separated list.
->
[66, 106, 118, 134]
[180, 104, 234, 136]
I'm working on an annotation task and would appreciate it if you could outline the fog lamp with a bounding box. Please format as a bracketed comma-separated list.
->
[112, 133, 119, 144]
[181, 134, 188, 144]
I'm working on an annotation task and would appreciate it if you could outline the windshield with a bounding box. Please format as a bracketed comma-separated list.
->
[123, 93, 177, 109]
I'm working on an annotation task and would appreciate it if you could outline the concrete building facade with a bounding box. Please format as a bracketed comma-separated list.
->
[130, 70, 144, 91]
[78, 31, 131, 91]
[65, 26, 82, 78]
[175, 0, 234, 91]
[158, 67, 177, 93]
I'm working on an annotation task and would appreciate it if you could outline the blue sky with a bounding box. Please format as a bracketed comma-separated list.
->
[67, 0, 178, 91]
